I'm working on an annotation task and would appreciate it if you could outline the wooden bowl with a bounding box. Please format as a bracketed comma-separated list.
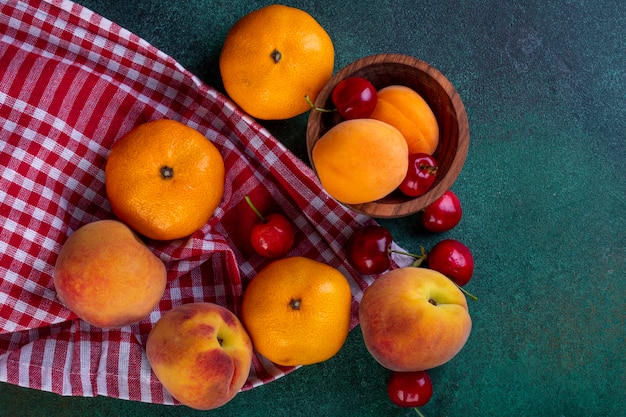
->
[306, 54, 469, 218]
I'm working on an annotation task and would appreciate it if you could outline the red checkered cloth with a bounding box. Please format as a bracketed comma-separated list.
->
[0, 0, 408, 404]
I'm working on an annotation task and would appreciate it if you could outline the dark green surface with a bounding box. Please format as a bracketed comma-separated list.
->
[2, 1, 624, 416]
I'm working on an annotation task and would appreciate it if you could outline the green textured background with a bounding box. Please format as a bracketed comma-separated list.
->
[2, 1, 624, 416]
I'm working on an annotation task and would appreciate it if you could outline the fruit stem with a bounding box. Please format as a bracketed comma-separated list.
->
[305, 95, 335, 113]
[389, 247, 428, 267]
[419, 164, 439, 175]
[244, 195, 266, 223]
[160, 166, 174, 180]
[393, 247, 478, 301]
[270, 49, 282, 64]
[290, 298, 302, 310]
[413, 407, 426, 417]
[454, 282, 478, 301]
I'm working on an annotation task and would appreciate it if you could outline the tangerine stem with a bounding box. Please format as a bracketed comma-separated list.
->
[270, 49, 282, 63]
[290, 298, 302, 310]
[160, 166, 174, 180]
[244, 195, 266, 223]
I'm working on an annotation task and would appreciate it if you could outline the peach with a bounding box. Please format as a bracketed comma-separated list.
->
[146, 302, 253, 410]
[311, 118, 409, 204]
[358, 267, 471, 371]
[53, 219, 167, 328]
[370, 85, 439, 155]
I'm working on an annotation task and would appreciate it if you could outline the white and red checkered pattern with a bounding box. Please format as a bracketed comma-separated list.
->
[0, 0, 407, 404]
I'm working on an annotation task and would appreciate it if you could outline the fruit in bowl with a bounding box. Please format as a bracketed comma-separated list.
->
[358, 267, 472, 371]
[398, 153, 439, 198]
[146, 302, 253, 410]
[311, 118, 409, 205]
[370, 85, 439, 155]
[307, 54, 469, 218]
[53, 219, 167, 329]
[330, 76, 378, 119]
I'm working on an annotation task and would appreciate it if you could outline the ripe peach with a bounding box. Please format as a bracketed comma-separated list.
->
[146, 302, 253, 410]
[358, 267, 471, 371]
[311, 118, 409, 204]
[369, 85, 439, 155]
[53, 219, 167, 328]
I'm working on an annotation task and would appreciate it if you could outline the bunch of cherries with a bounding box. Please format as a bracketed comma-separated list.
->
[332, 77, 476, 416]
[346, 190, 473, 288]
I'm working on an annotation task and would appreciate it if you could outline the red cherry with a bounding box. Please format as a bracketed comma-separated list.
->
[346, 225, 392, 275]
[421, 190, 462, 232]
[428, 239, 474, 286]
[387, 370, 433, 409]
[245, 196, 294, 258]
[399, 153, 439, 197]
[331, 77, 378, 119]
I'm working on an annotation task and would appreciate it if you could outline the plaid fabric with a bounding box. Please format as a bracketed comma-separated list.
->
[0, 0, 407, 404]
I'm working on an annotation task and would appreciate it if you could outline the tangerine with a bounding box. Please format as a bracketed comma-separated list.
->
[105, 119, 225, 241]
[240, 256, 352, 366]
[219, 4, 334, 120]
[369, 85, 440, 155]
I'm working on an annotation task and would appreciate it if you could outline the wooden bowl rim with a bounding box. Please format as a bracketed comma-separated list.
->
[306, 53, 470, 218]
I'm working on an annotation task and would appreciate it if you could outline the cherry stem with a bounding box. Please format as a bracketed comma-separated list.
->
[389, 247, 428, 267]
[413, 407, 426, 417]
[420, 164, 439, 175]
[391, 247, 478, 301]
[305, 95, 335, 113]
[244, 195, 266, 223]
[454, 282, 478, 301]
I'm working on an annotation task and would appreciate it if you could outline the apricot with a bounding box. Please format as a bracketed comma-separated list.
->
[312, 119, 409, 204]
[53, 219, 167, 328]
[369, 85, 439, 155]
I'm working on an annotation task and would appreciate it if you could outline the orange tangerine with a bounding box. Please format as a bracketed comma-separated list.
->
[105, 119, 225, 240]
[241, 256, 352, 366]
[219, 5, 334, 120]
